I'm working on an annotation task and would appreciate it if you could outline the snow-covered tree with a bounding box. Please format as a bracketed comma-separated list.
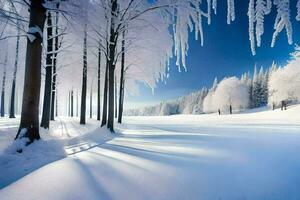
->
[203, 77, 218, 113]
[269, 47, 300, 106]
[207, 77, 249, 113]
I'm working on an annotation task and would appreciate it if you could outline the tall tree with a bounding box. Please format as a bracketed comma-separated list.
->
[1, 53, 7, 117]
[101, 61, 108, 127]
[76, 90, 79, 117]
[97, 42, 101, 121]
[80, 24, 88, 124]
[90, 81, 93, 118]
[71, 89, 73, 117]
[118, 31, 125, 123]
[41, 9, 53, 129]
[107, 0, 118, 132]
[15, 0, 47, 144]
[9, 25, 20, 118]
[114, 75, 117, 118]
[50, 2, 60, 121]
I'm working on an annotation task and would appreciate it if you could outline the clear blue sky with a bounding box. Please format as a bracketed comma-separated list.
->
[125, 1, 300, 109]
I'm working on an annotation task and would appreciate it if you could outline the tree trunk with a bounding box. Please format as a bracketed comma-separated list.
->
[101, 61, 108, 127]
[115, 76, 117, 118]
[71, 89, 73, 117]
[55, 90, 58, 117]
[15, 0, 46, 144]
[76, 91, 79, 117]
[80, 25, 88, 124]
[40, 11, 53, 129]
[0, 54, 7, 117]
[50, 3, 59, 121]
[229, 105, 232, 114]
[9, 28, 20, 118]
[107, 0, 118, 132]
[90, 82, 92, 119]
[118, 31, 125, 124]
[97, 44, 101, 121]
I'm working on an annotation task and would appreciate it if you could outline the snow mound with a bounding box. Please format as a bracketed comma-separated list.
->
[0, 131, 66, 188]
[0, 118, 114, 189]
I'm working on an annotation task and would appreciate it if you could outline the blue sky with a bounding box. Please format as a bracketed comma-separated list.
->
[125, 1, 300, 109]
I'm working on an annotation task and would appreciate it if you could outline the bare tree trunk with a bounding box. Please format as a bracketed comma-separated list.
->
[97, 44, 101, 121]
[1, 54, 7, 117]
[41, 11, 53, 129]
[107, 0, 118, 132]
[76, 91, 79, 117]
[50, 3, 59, 121]
[9, 28, 20, 118]
[101, 61, 108, 127]
[80, 25, 88, 124]
[90, 82, 93, 119]
[71, 89, 73, 117]
[229, 105, 232, 114]
[118, 31, 125, 124]
[55, 89, 58, 117]
[115, 76, 117, 118]
[15, 0, 46, 144]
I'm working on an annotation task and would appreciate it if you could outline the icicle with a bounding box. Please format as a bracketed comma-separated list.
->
[255, 0, 272, 47]
[212, 0, 217, 15]
[227, 0, 235, 25]
[296, 0, 300, 21]
[207, 0, 212, 25]
[271, 0, 293, 47]
[248, 0, 256, 55]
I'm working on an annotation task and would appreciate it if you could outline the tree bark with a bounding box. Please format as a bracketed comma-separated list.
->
[107, 0, 118, 132]
[80, 25, 88, 124]
[118, 31, 125, 123]
[15, 0, 46, 144]
[0, 54, 7, 117]
[41, 11, 53, 129]
[50, 3, 59, 121]
[115, 76, 117, 118]
[101, 61, 108, 127]
[90, 82, 92, 119]
[97, 44, 101, 121]
[76, 91, 79, 117]
[9, 28, 20, 118]
[71, 89, 73, 117]
[55, 89, 58, 117]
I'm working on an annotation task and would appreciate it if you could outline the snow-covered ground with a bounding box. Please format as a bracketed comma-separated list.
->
[1, 106, 300, 200]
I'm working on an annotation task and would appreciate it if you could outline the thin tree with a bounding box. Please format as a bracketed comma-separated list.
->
[15, 0, 47, 144]
[101, 60, 108, 127]
[80, 24, 88, 124]
[97, 42, 101, 121]
[55, 88, 58, 117]
[50, 2, 60, 121]
[90, 81, 93, 118]
[114, 75, 117, 118]
[1, 53, 7, 117]
[40, 10, 53, 129]
[76, 90, 79, 117]
[118, 31, 125, 123]
[9, 24, 20, 118]
[71, 89, 73, 117]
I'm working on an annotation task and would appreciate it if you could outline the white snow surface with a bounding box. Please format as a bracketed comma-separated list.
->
[1, 105, 300, 200]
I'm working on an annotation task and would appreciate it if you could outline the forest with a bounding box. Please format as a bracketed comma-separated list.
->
[0, 1, 300, 200]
